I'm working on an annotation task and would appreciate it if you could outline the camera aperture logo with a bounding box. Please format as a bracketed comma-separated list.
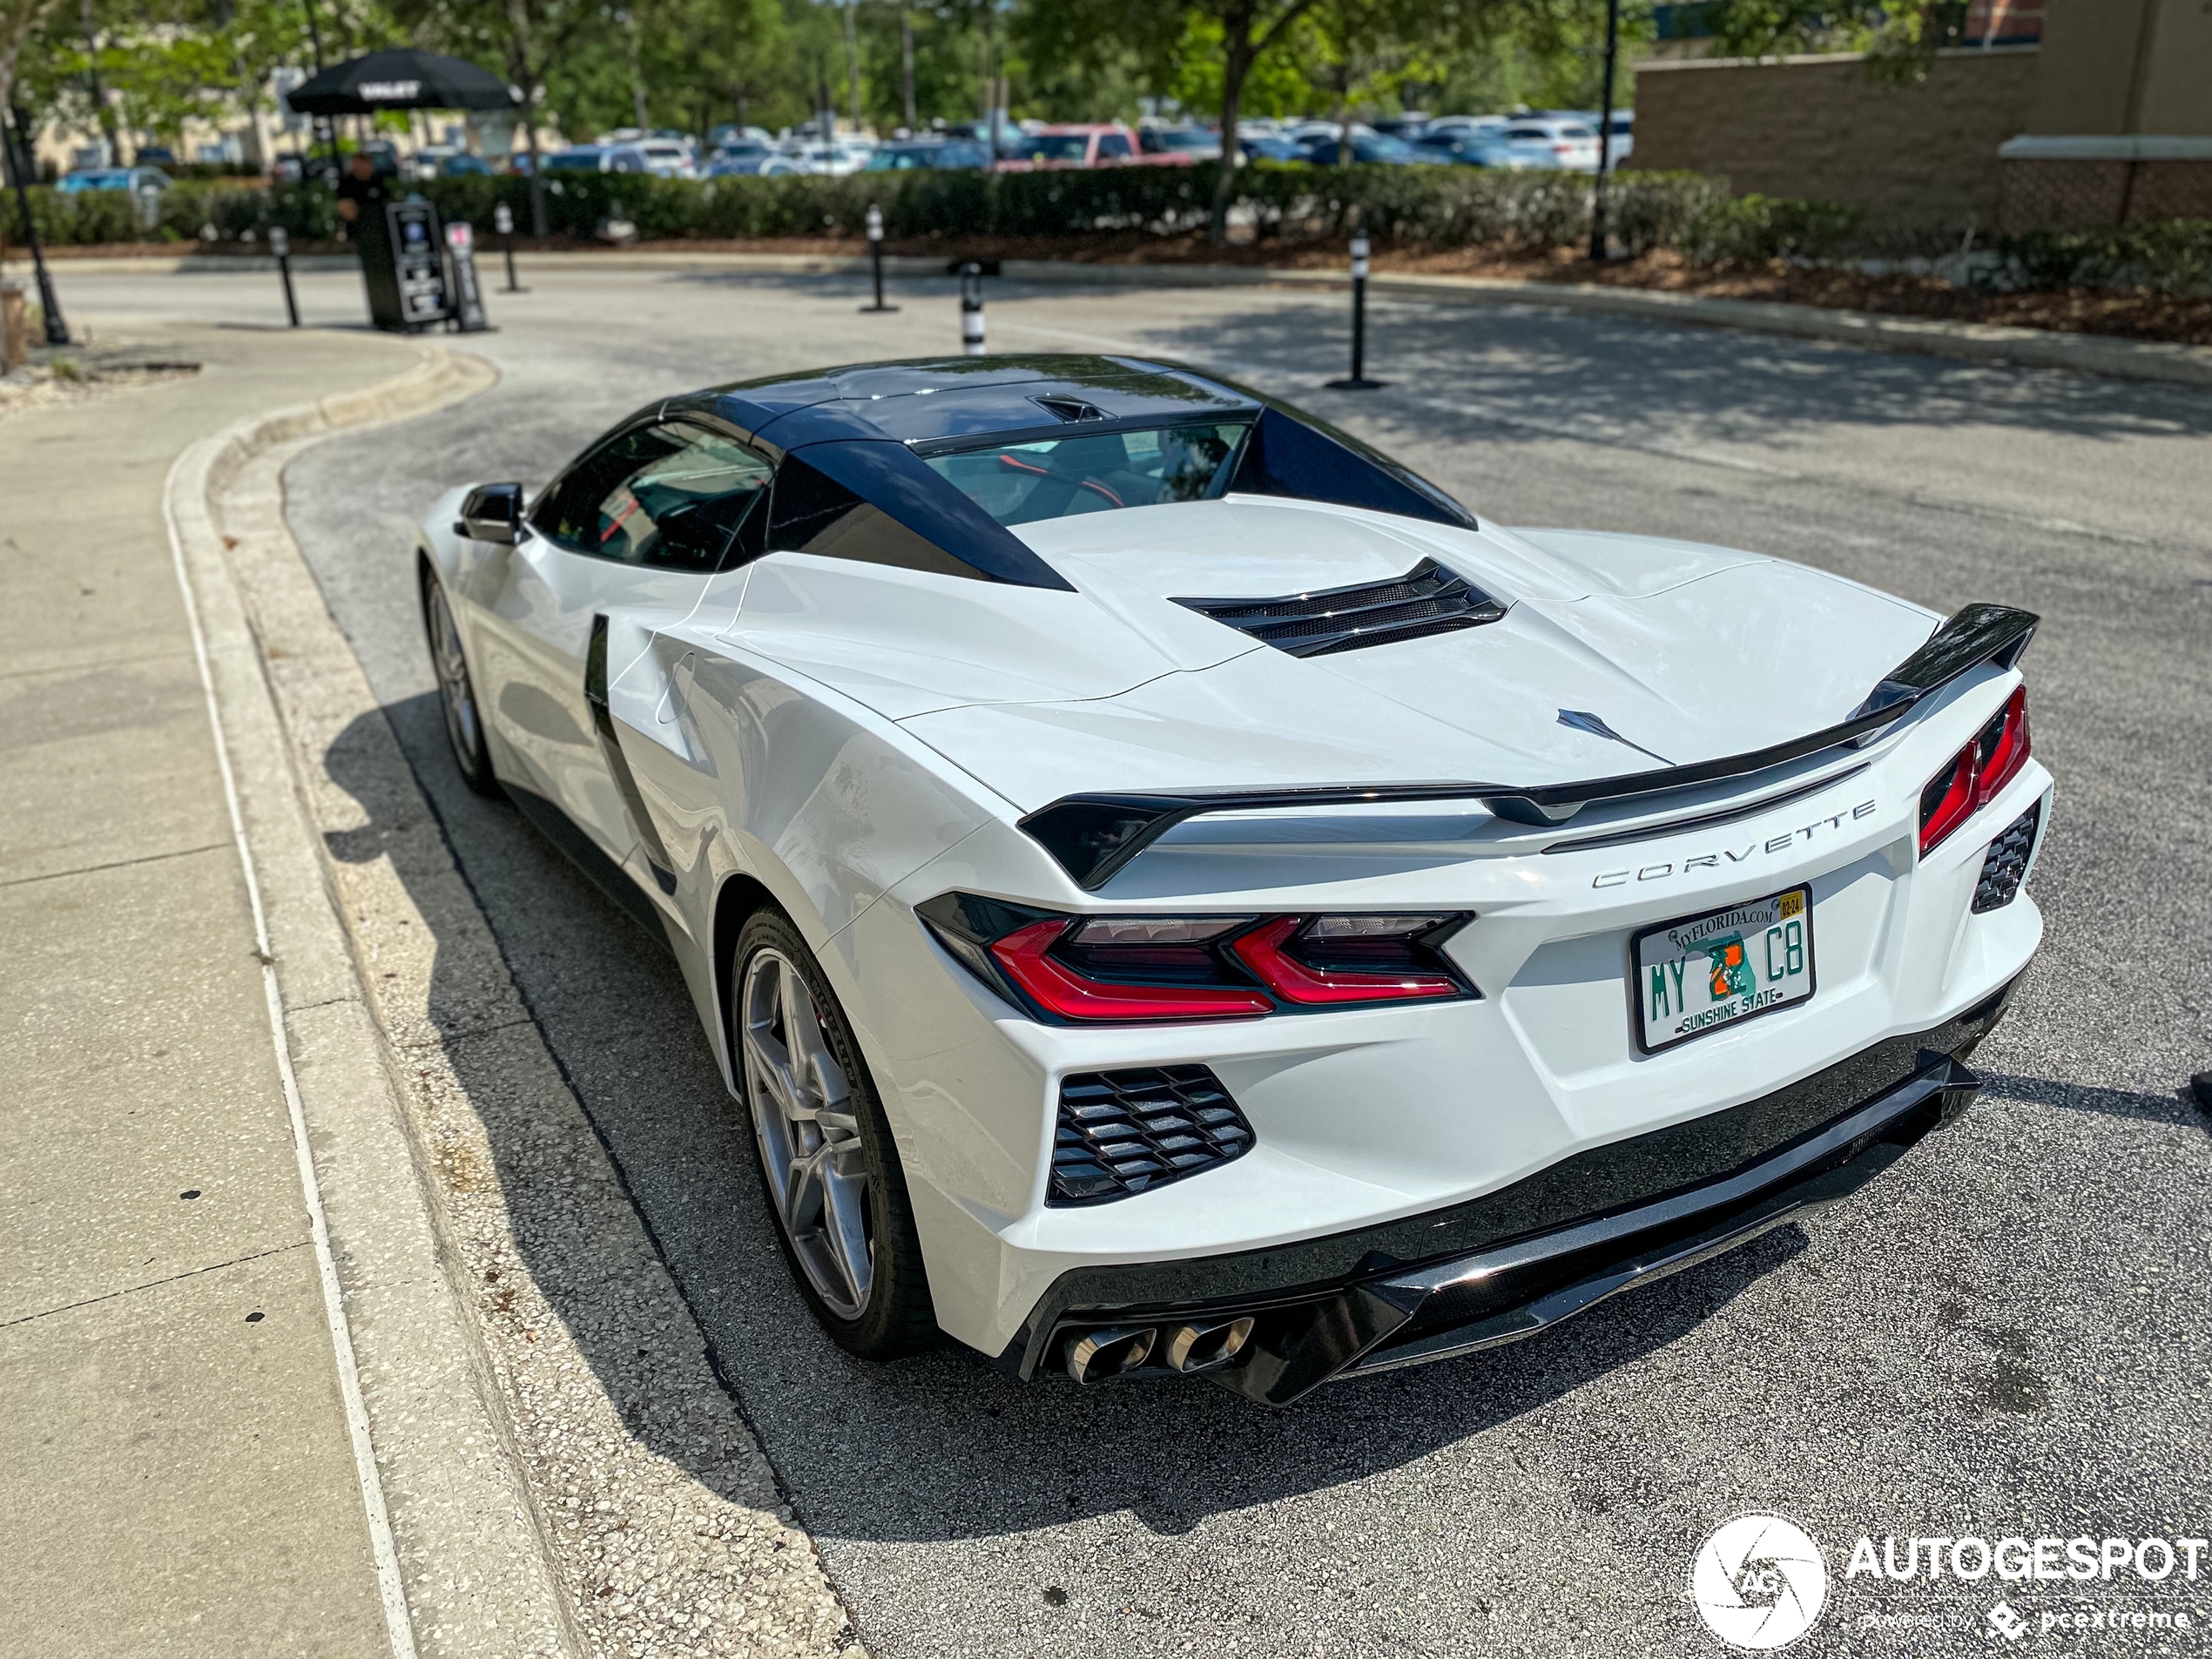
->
[1692, 1514, 1831, 1650]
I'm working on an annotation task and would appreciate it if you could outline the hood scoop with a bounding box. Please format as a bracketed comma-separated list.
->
[1171, 558, 1507, 658]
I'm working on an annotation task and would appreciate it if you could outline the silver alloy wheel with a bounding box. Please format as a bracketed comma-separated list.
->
[740, 948, 873, 1318]
[428, 584, 482, 769]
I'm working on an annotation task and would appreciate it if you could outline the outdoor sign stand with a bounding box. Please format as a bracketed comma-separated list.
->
[1326, 231, 1385, 390]
[860, 204, 897, 314]
[271, 226, 301, 327]
[444, 221, 490, 333]
[954, 260, 995, 355]
[493, 201, 526, 293]
[4, 105, 69, 347]
[360, 197, 453, 333]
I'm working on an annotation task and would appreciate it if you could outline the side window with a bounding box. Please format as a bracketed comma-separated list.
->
[1096, 132, 1131, 159]
[531, 421, 775, 572]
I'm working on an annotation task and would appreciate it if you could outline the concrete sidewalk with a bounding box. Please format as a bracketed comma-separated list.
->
[0, 325, 430, 1658]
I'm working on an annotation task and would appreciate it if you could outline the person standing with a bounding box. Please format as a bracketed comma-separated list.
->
[334, 149, 403, 328]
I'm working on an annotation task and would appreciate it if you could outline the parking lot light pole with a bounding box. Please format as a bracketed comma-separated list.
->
[271, 226, 300, 326]
[1588, 0, 1622, 262]
[1325, 230, 1383, 390]
[860, 203, 897, 313]
[4, 105, 69, 347]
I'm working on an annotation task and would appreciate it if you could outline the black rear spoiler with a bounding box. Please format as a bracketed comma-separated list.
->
[1017, 603, 2038, 892]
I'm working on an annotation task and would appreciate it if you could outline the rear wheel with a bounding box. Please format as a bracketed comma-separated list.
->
[732, 909, 935, 1358]
[422, 572, 498, 796]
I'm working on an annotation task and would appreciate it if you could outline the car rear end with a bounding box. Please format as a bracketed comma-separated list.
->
[856, 655, 2047, 1402]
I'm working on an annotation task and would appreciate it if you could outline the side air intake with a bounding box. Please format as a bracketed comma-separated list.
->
[1171, 558, 1506, 658]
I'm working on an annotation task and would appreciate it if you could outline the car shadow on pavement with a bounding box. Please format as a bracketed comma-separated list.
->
[324, 693, 1818, 1546]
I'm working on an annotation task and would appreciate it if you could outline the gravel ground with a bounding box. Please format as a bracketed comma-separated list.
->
[63, 264, 2212, 1657]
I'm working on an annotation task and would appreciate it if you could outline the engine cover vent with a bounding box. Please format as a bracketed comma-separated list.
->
[1049, 1066, 1254, 1205]
[1172, 558, 1506, 658]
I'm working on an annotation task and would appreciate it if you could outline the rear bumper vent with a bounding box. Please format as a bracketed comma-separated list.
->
[1049, 1065, 1254, 1205]
[1972, 799, 2042, 914]
[1172, 558, 1506, 658]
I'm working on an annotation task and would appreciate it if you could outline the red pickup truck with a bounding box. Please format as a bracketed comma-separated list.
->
[990, 124, 1196, 170]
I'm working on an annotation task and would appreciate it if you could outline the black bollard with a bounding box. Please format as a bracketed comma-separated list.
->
[270, 226, 300, 327]
[959, 260, 985, 355]
[494, 200, 526, 293]
[859, 203, 898, 314]
[1325, 230, 1385, 390]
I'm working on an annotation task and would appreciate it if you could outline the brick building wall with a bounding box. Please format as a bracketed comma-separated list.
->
[1630, 47, 2041, 233]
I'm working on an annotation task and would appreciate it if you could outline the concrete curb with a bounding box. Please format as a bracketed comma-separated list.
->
[25, 246, 2209, 388]
[165, 347, 584, 1659]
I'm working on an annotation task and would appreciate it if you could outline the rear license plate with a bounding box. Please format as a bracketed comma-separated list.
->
[1632, 886, 1815, 1054]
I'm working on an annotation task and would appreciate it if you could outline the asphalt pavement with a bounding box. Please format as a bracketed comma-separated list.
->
[53, 260, 2212, 1657]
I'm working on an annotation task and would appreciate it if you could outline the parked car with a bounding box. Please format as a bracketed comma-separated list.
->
[1413, 127, 1554, 171]
[1421, 114, 1509, 139]
[56, 165, 171, 194]
[995, 124, 1158, 169]
[1300, 130, 1429, 166]
[863, 139, 990, 172]
[763, 141, 870, 178]
[1239, 134, 1309, 164]
[416, 354, 2051, 1405]
[543, 146, 616, 174]
[627, 138, 698, 179]
[1503, 118, 1601, 172]
[1137, 125, 1223, 160]
[1600, 110, 1634, 167]
[1368, 113, 1433, 141]
[704, 141, 777, 177]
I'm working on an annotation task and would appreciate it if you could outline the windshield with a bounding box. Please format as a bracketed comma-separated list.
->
[1008, 133, 1092, 162]
[924, 423, 1249, 527]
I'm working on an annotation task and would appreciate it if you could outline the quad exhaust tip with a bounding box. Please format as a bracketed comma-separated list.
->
[1064, 1316, 1257, 1383]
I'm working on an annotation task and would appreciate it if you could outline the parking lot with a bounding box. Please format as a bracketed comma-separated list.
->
[36, 260, 2212, 1656]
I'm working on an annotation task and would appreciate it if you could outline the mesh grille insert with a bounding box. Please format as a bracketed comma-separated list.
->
[1172, 558, 1507, 658]
[1048, 1065, 1255, 1206]
[1972, 799, 2041, 914]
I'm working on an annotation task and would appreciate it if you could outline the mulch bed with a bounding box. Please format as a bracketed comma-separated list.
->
[20, 232, 2209, 347]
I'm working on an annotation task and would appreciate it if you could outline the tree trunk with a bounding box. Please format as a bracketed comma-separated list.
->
[1209, 21, 1254, 246]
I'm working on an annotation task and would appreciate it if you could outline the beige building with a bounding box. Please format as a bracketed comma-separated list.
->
[1631, 0, 2212, 233]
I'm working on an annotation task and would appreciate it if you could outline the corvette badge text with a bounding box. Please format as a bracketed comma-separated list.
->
[1592, 801, 1879, 888]
[1689, 1515, 2206, 1650]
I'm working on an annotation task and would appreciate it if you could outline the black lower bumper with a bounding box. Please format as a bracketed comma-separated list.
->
[1008, 979, 2015, 1406]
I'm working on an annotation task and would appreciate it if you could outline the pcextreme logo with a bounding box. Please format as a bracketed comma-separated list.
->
[1690, 1514, 1831, 1650]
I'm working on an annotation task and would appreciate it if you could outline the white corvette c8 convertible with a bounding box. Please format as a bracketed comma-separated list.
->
[416, 354, 2050, 1405]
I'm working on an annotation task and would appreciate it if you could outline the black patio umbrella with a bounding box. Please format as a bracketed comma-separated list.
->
[285, 47, 518, 114]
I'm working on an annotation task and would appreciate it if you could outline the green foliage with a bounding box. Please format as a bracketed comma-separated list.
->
[1995, 221, 2212, 298]
[1675, 192, 1865, 262]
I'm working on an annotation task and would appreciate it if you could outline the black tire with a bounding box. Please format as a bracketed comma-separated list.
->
[421, 568, 500, 797]
[730, 908, 937, 1359]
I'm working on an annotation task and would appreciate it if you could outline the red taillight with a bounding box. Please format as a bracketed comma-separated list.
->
[989, 920, 1271, 1023]
[1230, 916, 1460, 1005]
[1974, 685, 2030, 807]
[1919, 686, 2031, 856]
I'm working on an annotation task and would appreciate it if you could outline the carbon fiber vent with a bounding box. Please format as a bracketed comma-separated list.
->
[1972, 799, 2041, 913]
[1171, 558, 1506, 658]
[1049, 1066, 1254, 1206]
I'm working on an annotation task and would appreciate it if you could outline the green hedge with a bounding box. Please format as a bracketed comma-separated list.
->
[9, 167, 2206, 293]
[5, 165, 1723, 258]
[1997, 220, 2212, 296]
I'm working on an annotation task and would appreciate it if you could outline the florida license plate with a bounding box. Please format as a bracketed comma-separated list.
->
[1632, 886, 1815, 1053]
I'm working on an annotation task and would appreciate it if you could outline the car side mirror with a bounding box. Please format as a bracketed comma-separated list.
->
[457, 482, 524, 544]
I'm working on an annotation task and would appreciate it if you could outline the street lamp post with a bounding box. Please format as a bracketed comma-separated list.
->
[1588, 0, 1622, 262]
[3, 105, 70, 347]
